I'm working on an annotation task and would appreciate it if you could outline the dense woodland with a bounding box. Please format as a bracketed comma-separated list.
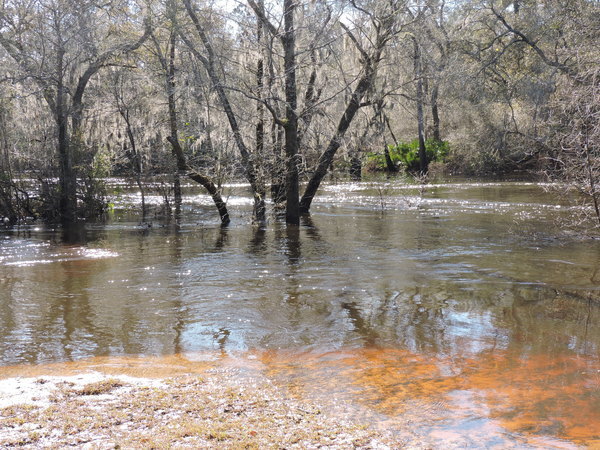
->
[0, 0, 598, 226]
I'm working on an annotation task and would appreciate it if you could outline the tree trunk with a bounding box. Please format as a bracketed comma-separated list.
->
[271, 122, 286, 204]
[298, 50, 320, 146]
[299, 69, 375, 213]
[163, 30, 229, 225]
[123, 113, 146, 218]
[181, 0, 266, 223]
[381, 147, 394, 172]
[383, 113, 399, 172]
[167, 33, 182, 210]
[585, 142, 600, 227]
[282, 0, 300, 225]
[298, 13, 397, 214]
[56, 47, 77, 224]
[413, 38, 428, 175]
[265, 27, 285, 205]
[431, 83, 441, 142]
[254, 12, 267, 216]
[168, 137, 230, 225]
[255, 8, 265, 160]
[173, 170, 182, 218]
[349, 155, 362, 180]
[0, 123, 18, 223]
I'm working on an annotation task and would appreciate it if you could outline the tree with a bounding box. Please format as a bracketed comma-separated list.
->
[149, 2, 230, 224]
[109, 68, 148, 218]
[180, 0, 267, 224]
[299, 1, 404, 213]
[412, 35, 428, 174]
[550, 67, 600, 228]
[247, 0, 303, 224]
[0, 0, 597, 229]
[0, 0, 150, 223]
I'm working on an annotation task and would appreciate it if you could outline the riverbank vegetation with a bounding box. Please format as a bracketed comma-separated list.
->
[364, 139, 449, 173]
[0, 0, 598, 227]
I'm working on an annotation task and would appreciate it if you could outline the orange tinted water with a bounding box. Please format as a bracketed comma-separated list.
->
[257, 348, 600, 447]
[1, 348, 597, 447]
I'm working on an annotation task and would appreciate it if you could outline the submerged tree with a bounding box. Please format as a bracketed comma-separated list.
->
[109, 68, 148, 219]
[299, 1, 405, 213]
[0, 0, 597, 229]
[247, 0, 304, 224]
[553, 68, 600, 228]
[150, 1, 230, 225]
[181, 0, 267, 224]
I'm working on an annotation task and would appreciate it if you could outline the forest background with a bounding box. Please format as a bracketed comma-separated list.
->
[0, 0, 598, 228]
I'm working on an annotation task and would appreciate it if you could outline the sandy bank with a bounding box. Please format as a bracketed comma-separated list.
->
[0, 365, 421, 449]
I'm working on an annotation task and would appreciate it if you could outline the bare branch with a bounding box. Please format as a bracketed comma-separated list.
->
[340, 22, 369, 63]
[246, 0, 279, 39]
[490, 4, 575, 77]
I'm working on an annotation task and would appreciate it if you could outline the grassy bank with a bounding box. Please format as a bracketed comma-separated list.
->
[0, 369, 419, 449]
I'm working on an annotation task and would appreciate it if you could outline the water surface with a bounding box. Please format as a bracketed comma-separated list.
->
[1, 179, 599, 446]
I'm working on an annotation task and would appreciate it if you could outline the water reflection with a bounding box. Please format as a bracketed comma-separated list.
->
[0, 200, 598, 361]
[247, 226, 267, 255]
[59, 223, 90, 245]
[340, 301, 379, 346]
[212, 227, 229, 252]
[284, 225, 301, 265]
[301, 214, 321, 241]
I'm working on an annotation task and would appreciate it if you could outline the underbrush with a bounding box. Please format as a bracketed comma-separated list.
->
[364, 139, 449, 173]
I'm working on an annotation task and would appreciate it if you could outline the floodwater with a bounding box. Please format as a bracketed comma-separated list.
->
[1, 179, 599, 447]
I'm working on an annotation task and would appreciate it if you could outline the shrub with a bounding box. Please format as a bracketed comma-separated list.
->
[365, 139, 449, 172]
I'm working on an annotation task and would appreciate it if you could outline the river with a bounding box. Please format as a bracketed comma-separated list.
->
[0, 179, 599, 447]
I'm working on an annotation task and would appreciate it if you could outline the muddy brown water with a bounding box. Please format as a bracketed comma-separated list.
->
[1, 179, 599, 447]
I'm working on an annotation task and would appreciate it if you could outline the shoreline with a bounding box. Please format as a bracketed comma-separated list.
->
[1, 352, 596, 448]
[0, 360, 417, 449]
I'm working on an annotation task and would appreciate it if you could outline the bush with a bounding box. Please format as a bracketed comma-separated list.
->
[365, 139, 449, 172]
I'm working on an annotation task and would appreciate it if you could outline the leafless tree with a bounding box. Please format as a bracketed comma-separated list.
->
[299, 0, 406, 213]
